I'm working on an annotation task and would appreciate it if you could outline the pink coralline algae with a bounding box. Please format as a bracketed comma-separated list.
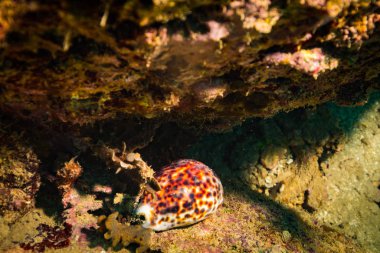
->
[264, 48, 339, 79]
[136, 159, 224, 231]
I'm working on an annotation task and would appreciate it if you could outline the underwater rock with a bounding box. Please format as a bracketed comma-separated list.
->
[0, 1, 378, 125]
[0, 131, 40, 228]
[260, 145, 287, 170]
[137, 159, 223, 231]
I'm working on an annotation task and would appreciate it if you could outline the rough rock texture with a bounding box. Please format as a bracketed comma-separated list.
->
[0, 182, 367, 253]
[0, 0, 379, 125]
[1, 94, 379, 252]
[148, 188, 364, 253]
[0, 1, 380, 252]
[188, 92, 380, 252]
[314, 96, 380, 252]
[0, 123, 40, 242]
[188, 100, 345, 207]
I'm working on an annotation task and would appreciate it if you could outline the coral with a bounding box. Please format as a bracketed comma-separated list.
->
[62, 188, 103, 244]
[228, 0, 281, 33]
[56, 145, 158, 246]
[323, 1, 380, 48]
[264, 48, 339, 79]
[99, 212, 152, 252]
[57, 157, 103, 244]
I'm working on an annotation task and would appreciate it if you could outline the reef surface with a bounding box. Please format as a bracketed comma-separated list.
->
[0, 93, 379, 253]
[0, 1, 380, 252]
[0, 0, 379, 125]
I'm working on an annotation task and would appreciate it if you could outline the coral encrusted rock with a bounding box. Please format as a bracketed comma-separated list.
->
[0, 0, 379, 126]
[0, 129, 40, 240]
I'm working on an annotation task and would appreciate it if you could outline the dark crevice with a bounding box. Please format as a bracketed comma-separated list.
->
[301, 190, 316, 214]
